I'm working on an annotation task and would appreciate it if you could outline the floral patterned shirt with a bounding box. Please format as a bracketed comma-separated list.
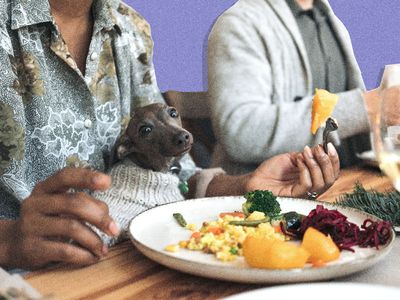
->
[0, 0, 195, 219]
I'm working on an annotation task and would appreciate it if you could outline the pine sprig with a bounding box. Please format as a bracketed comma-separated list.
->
[336, 183, 400, 227]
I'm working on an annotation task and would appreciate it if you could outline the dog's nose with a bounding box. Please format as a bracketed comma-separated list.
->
[175, 132, 190, 146]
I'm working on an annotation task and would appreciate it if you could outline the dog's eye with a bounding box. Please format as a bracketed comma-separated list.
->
[169, 108, 179, 118]
[139, 126, 152, 136]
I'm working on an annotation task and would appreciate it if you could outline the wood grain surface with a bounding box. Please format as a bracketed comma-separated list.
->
[25, 167, 393, 300]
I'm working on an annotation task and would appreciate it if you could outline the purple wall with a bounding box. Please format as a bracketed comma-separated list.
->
[126, 0, 400, 92]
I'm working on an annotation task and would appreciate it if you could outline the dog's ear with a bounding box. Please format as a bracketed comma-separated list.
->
[112, 133, 136, 163]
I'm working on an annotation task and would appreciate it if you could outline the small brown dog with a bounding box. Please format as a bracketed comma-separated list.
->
[114, 102, 193, 172]
[94, 102, 194, 245]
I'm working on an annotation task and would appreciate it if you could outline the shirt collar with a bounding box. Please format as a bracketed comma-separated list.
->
[10, 0, 53, 30]
[10, 0, 122, 34]
[286, 0, 305, 17]
[92, 0, 122, 34]
[286, 0, 327, 21]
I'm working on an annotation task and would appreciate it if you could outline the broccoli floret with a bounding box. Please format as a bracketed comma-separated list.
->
[242, 190, 281, 217]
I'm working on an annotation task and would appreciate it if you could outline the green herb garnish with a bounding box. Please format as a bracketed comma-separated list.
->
[336, 183, 400, 227]
[229, 247, 238, 255]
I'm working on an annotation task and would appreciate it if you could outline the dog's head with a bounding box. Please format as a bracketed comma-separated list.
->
[114, 103, 193, 172]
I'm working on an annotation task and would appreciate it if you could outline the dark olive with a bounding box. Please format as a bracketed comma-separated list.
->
[282, 211, 304, 231]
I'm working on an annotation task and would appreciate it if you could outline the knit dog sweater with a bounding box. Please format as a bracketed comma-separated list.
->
[92, 159, 184, 246]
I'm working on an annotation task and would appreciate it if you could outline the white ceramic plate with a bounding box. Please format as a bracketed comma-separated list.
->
[128, 196, 395, 284]
[223, 283, 400, 300]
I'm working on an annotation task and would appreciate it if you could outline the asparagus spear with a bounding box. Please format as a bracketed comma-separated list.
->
[173, 213, 187, 227]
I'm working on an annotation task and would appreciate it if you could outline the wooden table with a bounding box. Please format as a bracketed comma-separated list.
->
[25, 167, 394, 300]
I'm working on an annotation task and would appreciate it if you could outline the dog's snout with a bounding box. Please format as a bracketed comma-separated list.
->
[176, 132, 190, 146]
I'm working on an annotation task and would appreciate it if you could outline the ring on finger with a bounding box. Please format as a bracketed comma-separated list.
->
[306, 191, 319, 200]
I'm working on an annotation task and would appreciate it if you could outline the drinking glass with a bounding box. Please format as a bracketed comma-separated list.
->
[372, 64, 400, 190]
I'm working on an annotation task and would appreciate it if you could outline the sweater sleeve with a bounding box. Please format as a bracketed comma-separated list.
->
[333, 89, 370, 139]
[208, 13, 370, 164]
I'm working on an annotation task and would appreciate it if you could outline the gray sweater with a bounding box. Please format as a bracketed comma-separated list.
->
[208, 0, 370, 175]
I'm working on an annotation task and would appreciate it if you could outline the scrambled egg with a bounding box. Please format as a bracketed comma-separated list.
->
[166, 213, 285, 262]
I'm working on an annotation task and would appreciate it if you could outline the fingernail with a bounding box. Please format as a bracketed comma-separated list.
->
[296, 157, 303, 166]
[316, 145, 325, 157]
[102, 244, 108, 255]
[92, 174, 111, 188]
[109, 221, 120, 236]
[92, 173, 106, 185]
[304, 146, 313, 159]
[327, 143, 337, 156]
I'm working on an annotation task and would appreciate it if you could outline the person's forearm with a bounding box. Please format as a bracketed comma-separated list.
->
[0, 220, 16, 267]
[212, 99, 315, 162]
[205, 173, 250, 197]
[211, 89, 370, 165]
[332, 89, 371, 139]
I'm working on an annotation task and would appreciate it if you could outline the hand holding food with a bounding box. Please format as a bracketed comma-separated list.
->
[246, 144, 339, 198]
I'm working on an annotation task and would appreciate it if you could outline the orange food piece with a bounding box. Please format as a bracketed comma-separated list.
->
[311, 259, 326, 268]
[219, 212, 245, 218]
[242, 235, 274, 268]
[243, 235, 310, 269]
[206, 227, 223, 235]
[311, 89, 339, 134]
[301, 227, 340, 263]
[191, 232, 201, 239]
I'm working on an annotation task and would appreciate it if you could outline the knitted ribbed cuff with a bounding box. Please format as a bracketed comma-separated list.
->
[194, 168, 226, 198]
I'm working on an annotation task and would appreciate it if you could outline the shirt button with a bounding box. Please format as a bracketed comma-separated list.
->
[90, 52, 98, 61]
[84, 119, 92, 128]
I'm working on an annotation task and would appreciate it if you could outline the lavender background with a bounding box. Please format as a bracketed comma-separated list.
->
[127, 0, 400, 92]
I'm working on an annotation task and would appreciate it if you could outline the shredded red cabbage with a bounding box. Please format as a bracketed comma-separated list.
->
[358, 219, 393, 249]
[285, 205, 392, 251]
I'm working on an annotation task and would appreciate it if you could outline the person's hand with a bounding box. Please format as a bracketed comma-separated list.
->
[245, 144, 340, 198]
[6, 168, 119, 269]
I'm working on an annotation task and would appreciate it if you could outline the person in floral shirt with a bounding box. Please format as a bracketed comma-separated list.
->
[0, 0, 340, 269]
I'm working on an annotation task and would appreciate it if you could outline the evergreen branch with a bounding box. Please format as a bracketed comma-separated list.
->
[336, 183, 400, 227]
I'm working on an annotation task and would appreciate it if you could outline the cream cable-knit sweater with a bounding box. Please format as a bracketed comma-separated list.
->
[93, 159, 184, 246]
